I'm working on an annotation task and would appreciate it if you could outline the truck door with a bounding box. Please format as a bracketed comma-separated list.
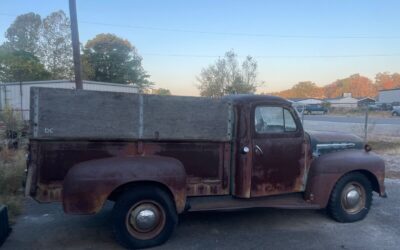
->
[251, 105, 306, 197]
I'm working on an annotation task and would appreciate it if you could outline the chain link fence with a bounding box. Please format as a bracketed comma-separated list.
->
[293, 103, 400, 142]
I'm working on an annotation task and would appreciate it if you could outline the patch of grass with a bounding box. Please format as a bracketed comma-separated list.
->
[386, 171, 400, 179]
[329, 109, 392, 118]
[368, 140, 400, 154]
[0, 148, 26, 222]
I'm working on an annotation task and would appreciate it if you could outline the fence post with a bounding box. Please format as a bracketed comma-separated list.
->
[364, 105, 369, 143]
[19, 81, 23, 121]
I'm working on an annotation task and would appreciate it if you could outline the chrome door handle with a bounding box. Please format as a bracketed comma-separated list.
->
[255, 145, 263, 155]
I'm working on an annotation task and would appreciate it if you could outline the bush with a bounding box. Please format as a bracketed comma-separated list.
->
[0, 149, 26, 221]
[0, 107, 25, 149]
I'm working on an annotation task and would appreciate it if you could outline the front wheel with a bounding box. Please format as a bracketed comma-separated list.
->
[327, 172, 372, 223]
[112, 186, 178, 249]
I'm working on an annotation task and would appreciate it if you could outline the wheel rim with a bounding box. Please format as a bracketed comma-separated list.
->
[340, 182, 366, 214]
[125, 200, 166, 240]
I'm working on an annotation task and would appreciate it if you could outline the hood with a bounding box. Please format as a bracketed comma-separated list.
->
[306, 130, 364, 157]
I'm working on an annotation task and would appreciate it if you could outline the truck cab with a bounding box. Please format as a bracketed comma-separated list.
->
[26, 89, 386, 249]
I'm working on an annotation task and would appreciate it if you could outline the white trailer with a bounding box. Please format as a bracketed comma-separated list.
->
[0, 80, 138, 120]
[378, 88, 400, 104]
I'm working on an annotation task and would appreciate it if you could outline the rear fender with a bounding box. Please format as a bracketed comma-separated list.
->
[305, 150, 385, 207]
[62, 156, 187, 214]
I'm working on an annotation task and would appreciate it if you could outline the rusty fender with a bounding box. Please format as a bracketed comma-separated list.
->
[62, 156, 187, 215]
[305, 150, 385, 208]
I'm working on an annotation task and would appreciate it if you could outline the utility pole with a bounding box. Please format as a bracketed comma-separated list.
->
[69, 0, 83, 89]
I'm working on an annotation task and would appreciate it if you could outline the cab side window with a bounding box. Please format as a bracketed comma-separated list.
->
[255, 106, 298, 133]
[284, 109, 297, 132]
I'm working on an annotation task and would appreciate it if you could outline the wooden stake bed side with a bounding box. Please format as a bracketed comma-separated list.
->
[30, 87, 233, 141]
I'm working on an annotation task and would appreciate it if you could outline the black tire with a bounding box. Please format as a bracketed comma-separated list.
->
[327, 172, 372, 223]
[112, 186, 178, 249]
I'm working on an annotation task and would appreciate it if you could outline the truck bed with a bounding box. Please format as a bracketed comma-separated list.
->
[28, 139, 232, 203]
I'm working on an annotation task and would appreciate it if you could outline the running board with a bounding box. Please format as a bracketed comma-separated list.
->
[187, 193, 321, 212]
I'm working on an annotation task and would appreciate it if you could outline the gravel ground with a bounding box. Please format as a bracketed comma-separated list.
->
[381, 154, 400, 179]
[2, 179, 400, 250]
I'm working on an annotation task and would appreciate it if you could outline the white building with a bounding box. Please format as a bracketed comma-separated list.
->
[0, 80, 138, 120]
[325, 93, 359, 108]
[378, 88, 400, 104]
[294, 98, 323, 105]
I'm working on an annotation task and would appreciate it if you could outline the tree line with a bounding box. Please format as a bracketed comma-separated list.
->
[273, 73, 400, 99]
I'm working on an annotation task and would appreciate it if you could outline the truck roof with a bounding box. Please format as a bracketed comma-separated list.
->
[223, 94, 291, 106]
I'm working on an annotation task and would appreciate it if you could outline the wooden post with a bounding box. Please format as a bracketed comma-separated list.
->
[69, 0, 83, 90]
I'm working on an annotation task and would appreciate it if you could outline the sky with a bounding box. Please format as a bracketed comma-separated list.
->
[0, 0, 400, 96]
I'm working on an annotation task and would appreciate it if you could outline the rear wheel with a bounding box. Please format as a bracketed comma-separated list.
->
[327, 172, 372, 222]
[112, 186, 178, 249]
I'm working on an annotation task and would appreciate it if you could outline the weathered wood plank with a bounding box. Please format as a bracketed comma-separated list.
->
[31, 88, 140, 139]
[142, 94, 231, 140]
[30, 87, 232, 141]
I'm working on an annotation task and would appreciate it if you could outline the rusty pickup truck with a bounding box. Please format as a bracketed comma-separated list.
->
[25, 88, 386, 249]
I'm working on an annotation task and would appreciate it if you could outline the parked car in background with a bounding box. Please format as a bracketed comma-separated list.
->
[301, 104, 328, 115]
[369, 103, 392, 111]
[392, 106, 400, 116]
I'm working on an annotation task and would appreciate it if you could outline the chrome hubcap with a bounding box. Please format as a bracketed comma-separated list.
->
[341, 182, 365, 214]
[126, 201, 166, 240]
[345, 190, 360, 208]
[132, 209, 157, 231]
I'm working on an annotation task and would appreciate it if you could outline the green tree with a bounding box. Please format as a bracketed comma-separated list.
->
[151, 88, 171, 95]
[83, 33, 152, 92]
[5, 12, 42, 54]
[0, 46, 50, 82]
[39, 10, 73, 79]
[197, 50, 259, 97]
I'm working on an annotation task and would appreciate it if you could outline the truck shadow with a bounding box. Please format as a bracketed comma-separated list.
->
[3, 199, 332, 250]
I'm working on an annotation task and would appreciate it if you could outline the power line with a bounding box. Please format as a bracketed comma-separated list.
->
[79, 21, 400, 40]
[141, 53, 400, 59]
[1, 12, 400, 40]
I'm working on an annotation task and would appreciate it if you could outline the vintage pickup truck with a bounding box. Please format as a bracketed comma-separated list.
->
[25, 88, 386, 249]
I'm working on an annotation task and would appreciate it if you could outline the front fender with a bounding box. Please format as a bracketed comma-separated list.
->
[62, 156, 187, 214]
[305, 150, 385, 208]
